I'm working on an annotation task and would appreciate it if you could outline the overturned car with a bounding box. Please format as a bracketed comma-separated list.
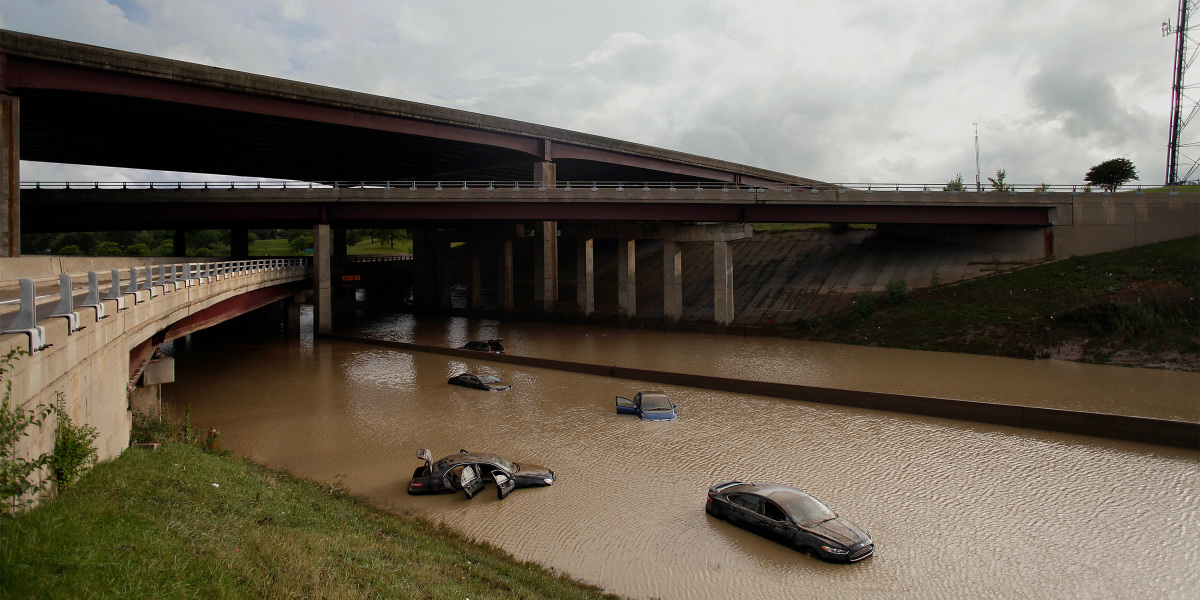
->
[407, 449, 555, 500]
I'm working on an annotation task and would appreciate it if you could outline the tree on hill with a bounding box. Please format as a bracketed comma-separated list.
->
[1084, 158, 1138, 192]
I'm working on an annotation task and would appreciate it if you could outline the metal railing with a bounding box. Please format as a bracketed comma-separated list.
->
[0, 258, 309, 354]
[19, 179, 1165, 195]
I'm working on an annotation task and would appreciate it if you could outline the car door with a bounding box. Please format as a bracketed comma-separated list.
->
[759, 500, 794, 544]
[459, 464, 482, 499]
[727, 494, 765, 533]
[492, 470, 515, 500]
[615, 395, 639, 415]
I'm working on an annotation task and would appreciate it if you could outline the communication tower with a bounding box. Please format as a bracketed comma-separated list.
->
[1165, 0, 1200, 184]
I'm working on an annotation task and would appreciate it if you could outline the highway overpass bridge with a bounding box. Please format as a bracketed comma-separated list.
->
[2, 29, 1198, 331]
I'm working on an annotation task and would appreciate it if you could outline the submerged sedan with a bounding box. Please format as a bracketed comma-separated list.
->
[615, 391, 678, 420]
[448, 372, 511, 391]
[408, 449, 555, 500]
[705, 481, 874, 563]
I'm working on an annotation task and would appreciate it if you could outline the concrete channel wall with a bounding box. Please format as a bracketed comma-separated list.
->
[326, 334, 1200, 450]
[1, 261, 308, 508]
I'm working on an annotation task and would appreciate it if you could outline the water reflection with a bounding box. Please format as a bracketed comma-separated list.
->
[163, 325, 1199, 600]
[355, 313, 1200, 421]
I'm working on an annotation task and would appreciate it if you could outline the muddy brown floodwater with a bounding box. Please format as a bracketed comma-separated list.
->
[162, 313, 1199, 599]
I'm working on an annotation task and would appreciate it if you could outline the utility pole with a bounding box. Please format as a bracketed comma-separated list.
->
[974, 123, 981, 192]
[1165, 0, 1199, 184]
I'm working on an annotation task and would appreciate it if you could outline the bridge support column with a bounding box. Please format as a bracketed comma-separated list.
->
[333, 228, 347, 256]
[617, 235, 636, 321]
[663, 239, 682, 323]
[1, 95, 19, 257]
[313, 223, 332, 334]
[500, 238, 514, 311]
[576, 237, 594, 316]
[470, 241, 483, 310]
[713, 240, 734, 325]
[436, 236, 452, 309]
[173, 230, 187, 257]
[231, 228, 249, 259]
[412, 229, 438, 309]
[533, 221, 558, 311]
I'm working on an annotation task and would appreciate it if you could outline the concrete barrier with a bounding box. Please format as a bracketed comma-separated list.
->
[324, 334, 1200, 450]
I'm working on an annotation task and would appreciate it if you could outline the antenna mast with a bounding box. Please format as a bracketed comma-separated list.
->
[974, 123, 981, 192]
[1165, 0, 1200, 184]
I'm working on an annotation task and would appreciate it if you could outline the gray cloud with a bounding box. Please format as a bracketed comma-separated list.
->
[2, 0, 1181, 186]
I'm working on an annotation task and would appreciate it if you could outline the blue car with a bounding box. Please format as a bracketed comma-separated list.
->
[615, 391, 678, 420]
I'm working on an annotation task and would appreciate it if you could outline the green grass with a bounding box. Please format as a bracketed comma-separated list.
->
[0, 443, 618, 600]
[804, 237, 1200, 365]
[248, 238, 413, 257]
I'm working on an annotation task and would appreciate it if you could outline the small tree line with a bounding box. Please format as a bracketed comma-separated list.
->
[945, 158, 1138, 193]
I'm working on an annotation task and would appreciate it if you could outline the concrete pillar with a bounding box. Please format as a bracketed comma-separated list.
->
[333, 228, 347, 256]
[1, 96, 20, 257]
[533, 221, 558, 311]
[173, 230, 187, 257]
[286, 297, 302, 337]
[470, 240, 483, 310]
[313, 223, 332, 334]
[617, 235, 636, 320]
[436, 236, 451, 309]
[663, 239, 682, 323]
[714, 240, 734, 325]
[534, 161, 556, 187]
[500, 238, 514, 311]
[231, 228, 249, 259]
[576, 237, 594, 316]
[412, 229, 437, 309]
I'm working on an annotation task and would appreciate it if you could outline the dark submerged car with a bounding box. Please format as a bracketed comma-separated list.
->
[459, 338, 505, 353]
[615, 391, 678, 421]
[706, 481, 874, 563]
[448, 372, 511, 391]
[408, 449, 554, 500]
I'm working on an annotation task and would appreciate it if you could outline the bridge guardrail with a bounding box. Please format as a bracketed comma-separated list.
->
[0, 258, 310, 353]
[18, 180, 1164, 195]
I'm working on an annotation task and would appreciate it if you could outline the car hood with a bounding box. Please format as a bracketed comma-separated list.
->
[807, 517, 871, 548]
[640, 410, 677, 421]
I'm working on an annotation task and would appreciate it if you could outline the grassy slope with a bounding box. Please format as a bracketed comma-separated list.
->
[249, 238, 413, 256]
[0, 444, 617, 600]
[801, 236, 1200, 369]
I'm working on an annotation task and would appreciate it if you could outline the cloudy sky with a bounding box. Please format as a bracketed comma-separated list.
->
[0, 0, 1184, 186]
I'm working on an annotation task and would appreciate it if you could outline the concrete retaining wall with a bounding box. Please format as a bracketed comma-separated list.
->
[2, 264, 307, 508]
[326, 334, 1200, 450]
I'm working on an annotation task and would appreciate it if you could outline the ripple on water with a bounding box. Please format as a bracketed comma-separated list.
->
[165, 334, 1200, 600]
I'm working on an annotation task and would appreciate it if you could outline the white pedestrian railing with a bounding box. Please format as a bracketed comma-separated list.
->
[0, 258, 309, 353]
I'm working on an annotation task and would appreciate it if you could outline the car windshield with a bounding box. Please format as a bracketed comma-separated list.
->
[775, 492, 837, 527]
[478, 374, 501, 384]
[641, 395, 672, 411]
[490, 456, 517, 473]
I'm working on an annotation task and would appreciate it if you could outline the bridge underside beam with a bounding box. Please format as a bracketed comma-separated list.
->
[18, 199, 1052, 232]
[159, 281, 308, 343]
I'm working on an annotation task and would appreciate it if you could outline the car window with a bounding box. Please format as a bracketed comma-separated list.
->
[478, 375, 501, 384]
[640, 395, 672, 411]
[730, 494, 761, 512]
[776, 493, 838, 527]
[467, 376, 479, 384]
[762, 501, 787, 522]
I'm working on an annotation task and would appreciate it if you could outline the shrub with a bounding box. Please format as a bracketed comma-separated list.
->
[125, 243, 151, 257]
[48, 394, 98, 490]
[886, 279, 910, 304]
[56, 245, 82, 256]
[95, 241, 123, 256]
[852, 292, 877, 319]
[1, 349, 54, 514]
